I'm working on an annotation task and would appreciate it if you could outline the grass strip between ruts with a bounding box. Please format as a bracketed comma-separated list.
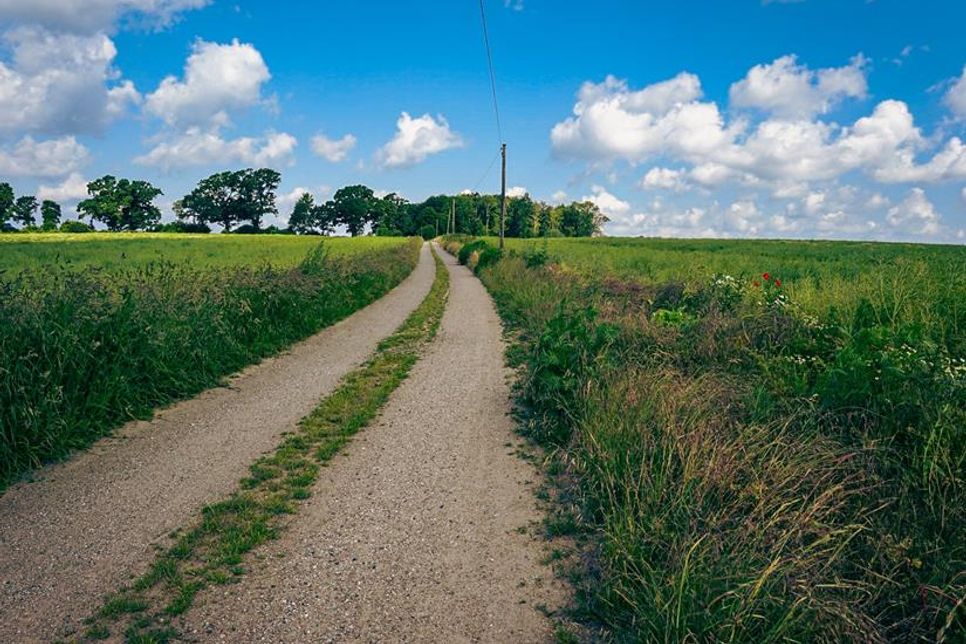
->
[72, 246, 449, 643]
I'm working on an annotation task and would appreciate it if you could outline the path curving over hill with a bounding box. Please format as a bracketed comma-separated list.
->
[0, 243, 436, 642]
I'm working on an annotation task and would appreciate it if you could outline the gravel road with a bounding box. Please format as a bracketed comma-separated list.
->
[181, 246, 566, 642]
[0, 243, 435, 642]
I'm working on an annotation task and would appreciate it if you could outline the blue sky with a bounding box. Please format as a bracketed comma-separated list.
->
[1, 0, 964, 241]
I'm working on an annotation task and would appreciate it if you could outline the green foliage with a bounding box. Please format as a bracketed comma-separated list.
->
[471, 238, 966, 642]
[175, 168, 280, 232]
[78, 176, 163, 232]
[457, 239, 487, 265]
[327, 184, 379, 236]
[40, 200, 61, 231]
[0, 238, 421, 487]
[58, 219, 94, 233]
[418, 224, 436, 241]
[12, 195, 38, 227]
[0, 182, 13, 226]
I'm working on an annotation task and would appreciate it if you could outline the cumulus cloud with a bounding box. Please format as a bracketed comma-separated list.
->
[135, 127, 296, 170]
[0, 135, 89, 177]
[376, 112, 462, 168]
[640, 167, 688, 191]
[36, 172, 91, 203]
[145, 39, 270, 128]
[551, 63, 966, 200]
[507, 186, 528, 198]
[0, 27, 140, 136]
[311, 133, 356, 162]
[582, 185, 631, 218]
[944, 65, 966, 120]
[0, 0, 209, 34]
[729, 54, 868, 118]
[886, 188, 942, 235]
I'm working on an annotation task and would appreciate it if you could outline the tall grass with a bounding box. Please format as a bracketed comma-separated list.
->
[0, 238, 420, 488]
[454, 237, 965, 642]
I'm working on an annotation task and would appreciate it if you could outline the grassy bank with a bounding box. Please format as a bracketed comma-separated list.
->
[76, 247, 449, 643]
[0, 237, 420, 488]
[444, 236, 965, 642]
[0, 233, 407, 273]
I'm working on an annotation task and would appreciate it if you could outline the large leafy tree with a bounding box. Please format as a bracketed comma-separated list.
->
[12, 196, 38, 227]
[327, 185, 379, 236]
[0, 182, 14, 228]
[177, 168, 280, 232]
[77, 176, 163, 231]
[41, 200, 62, 231]
[559, 201, 607, 237]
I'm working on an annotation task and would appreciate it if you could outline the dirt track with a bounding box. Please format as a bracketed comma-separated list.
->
[0, 244, 435, 642]
[180, 246, 565, 642]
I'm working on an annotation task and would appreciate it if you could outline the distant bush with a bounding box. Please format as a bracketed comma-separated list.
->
[418, 224, 436, 241]
[59, 220, 93, 233]
[152, 221, 212, 234]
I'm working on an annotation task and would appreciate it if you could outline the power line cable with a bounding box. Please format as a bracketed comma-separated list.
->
[478, 0, 503, 144]
[471, 148, 501, 193]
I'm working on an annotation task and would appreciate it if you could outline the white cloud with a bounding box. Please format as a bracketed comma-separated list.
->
[0, 0, 209, 34]
[36, 172, 90, 207]
[0, 27, 140, 136]
[0, 135, 89, 177]
[961, 186, 966, 205]
[135, 127, 296, 170]
[726, 199, 763, 235]
[582, 185, 631, 218]
[886, 188, 942, 235]
[376, 112, 462, 168]
[504, 0, 524, 10]
[729, 54, 867, 118]
[310, 133, 356, 162]
[145, 39, 270, 128]
[551, 63, 966, 198]
[507, 186, 528, 198]
[550, 190, 568, 203]
[944, 65, 966, 120]
[640, 167, 688, 191]
[550, 73, 726, 163]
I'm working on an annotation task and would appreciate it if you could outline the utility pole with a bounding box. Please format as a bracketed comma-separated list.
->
[451, 198, 456, 235]
[499, 143, 506, 249]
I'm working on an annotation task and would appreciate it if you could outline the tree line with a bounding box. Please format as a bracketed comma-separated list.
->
[0, 169, 608, 238]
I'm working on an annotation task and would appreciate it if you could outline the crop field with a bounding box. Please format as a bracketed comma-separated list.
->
[0, 233, 406, 273]
[0, 235, 419, 487]
[447, 236, 966, 641]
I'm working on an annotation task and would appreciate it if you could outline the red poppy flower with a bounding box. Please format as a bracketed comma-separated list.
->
[763, 272, 771, 281]
[775, 279, 782, 287]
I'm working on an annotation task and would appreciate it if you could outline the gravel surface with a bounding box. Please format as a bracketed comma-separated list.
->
[0, 244, 435, 642]
[181, 246, 566, 642]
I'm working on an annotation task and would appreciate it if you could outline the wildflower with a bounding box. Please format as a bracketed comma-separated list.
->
[763, 272, 771, 281]
[775, 279, 782, 288]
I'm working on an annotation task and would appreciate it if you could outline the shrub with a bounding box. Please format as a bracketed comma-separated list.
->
[457, 240, 487, 265]
[59, 220, 93, 233]
[419, 224, 436, 241]
[474, 245, 503, 273]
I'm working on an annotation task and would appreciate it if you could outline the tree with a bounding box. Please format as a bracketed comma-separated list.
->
[12, 195, 38, 227]
[177, 168, 280, 232]
[237, 168, 280, 229]
[77, 176, 163, 231]
[327, 185, 379, 236]
[288, 193, 317, 234]
[557, 201, 607, 237]
[0, 183, 14, 228]
[41, 200, 62, 231]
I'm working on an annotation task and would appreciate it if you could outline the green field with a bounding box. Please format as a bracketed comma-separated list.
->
[0, 236, 419, 487]
[447, 236, 966, 642]
[0, 233, 406, 273]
